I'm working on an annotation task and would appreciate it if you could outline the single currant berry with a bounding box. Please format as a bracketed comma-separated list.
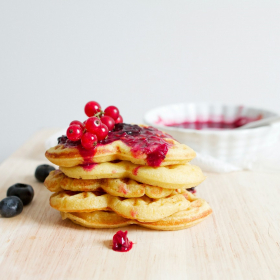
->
[0, 196, 23, 218]
[96, 123, 109, 140]
[7, 183, 34, 205]
[84, 101, 101, 117]
[115, 115, 123, 124]
[69, 120, 84, 130]
[81, 132, 98, 149]
[67, 124, 83, 141]
[85, 117, 101, 134]
[100, 115, 115, 131]
[104, 106, 119, 121]
[35, 164, 56, 182]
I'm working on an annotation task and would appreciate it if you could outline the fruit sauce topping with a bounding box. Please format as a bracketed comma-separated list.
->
[58, 136, 97, 165]
[188, 187, 196, 194]
[58, 101, 175, 166]
[162, 115, 262, 130]
[58, 123, 174, 167]
[112, 230, 133, 252]
[100, 124, 173, 166]
[132, 166, 141, 176]
[81, 163, 98, 171]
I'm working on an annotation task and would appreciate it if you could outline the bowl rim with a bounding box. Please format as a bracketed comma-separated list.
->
[144, 102, 280, 134]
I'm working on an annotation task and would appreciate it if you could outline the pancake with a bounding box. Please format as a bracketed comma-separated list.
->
[50, 191, 189, 222]
[59, 161, 206, 189]
[60, 192, 212, 230]
[45, 170, 188, 199]
[45, 124, 196, 168]
[45, 122, 212, 231]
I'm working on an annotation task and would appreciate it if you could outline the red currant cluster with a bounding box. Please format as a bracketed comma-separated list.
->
[66, 101, 123, 149]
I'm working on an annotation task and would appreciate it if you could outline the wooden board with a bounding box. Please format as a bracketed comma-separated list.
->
[0, 129, 280, 280]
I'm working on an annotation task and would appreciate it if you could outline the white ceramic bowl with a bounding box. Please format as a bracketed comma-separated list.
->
[144, 103, 280, 163]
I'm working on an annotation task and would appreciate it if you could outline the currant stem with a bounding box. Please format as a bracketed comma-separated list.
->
[94, 110, 104, 118]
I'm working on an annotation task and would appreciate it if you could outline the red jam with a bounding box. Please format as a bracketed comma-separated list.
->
[100, 124, 173, 166]
[58, 135, 97, 164]
[58, 124, 173, 167]
[112, 230, 133, 252]
[188, 187, 196, 194]
[159, 116, 262, 130]
[81, 163, 97, 171]
[132, 166, 141, 176]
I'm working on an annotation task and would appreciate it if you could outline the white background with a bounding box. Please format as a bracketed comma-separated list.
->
[0, 1, 280, 163]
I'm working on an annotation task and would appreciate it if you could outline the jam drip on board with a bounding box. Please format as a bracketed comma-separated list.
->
[112, 230, 133, 252]
[58, 123, 173, 167]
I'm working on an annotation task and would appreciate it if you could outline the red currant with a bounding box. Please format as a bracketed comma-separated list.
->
[104, 106, 119, 120]
[100, 116, 115, 131]
[84, 101, 101, 117]
[81, 132, 98, 149]
[96, 123, 109, 140]
[66, 125, 83, 141]
[85, 117, 101, 134]
[70, 120, 84, 130]
[115, 115, 123, 124]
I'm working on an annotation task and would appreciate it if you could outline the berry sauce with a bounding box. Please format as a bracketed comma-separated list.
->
[162, 116, 262, 130]
[112, 230, 133, 252]
[81, 163, 97, 171]
[188, 187, 196, 194]
[132, 166, 141, 176]
[58, 136, 97, 164]
[100, 124, 173, 166]
[58, 124, 173, 167]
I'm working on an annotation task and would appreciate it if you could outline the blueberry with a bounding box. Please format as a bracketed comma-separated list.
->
[57, 135, 67, 144]
[7, 183, 34, 205]
[0, 196, 23, 218]
[35, 164, 55, 182]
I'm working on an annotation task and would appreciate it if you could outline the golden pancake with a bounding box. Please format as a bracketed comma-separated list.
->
[45, 125, 196, 167]
[60, 192, 212, 230]
[59, 161, 205, 189]
[45, 170, 181, 199]
[44, 117, 212, 231]
[50, 191, 110, 212]
[50, 191, 189, 222]
[108, 193, 189, 222]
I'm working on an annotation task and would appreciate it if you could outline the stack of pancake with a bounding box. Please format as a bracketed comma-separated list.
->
[44, 124, 212, 230]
